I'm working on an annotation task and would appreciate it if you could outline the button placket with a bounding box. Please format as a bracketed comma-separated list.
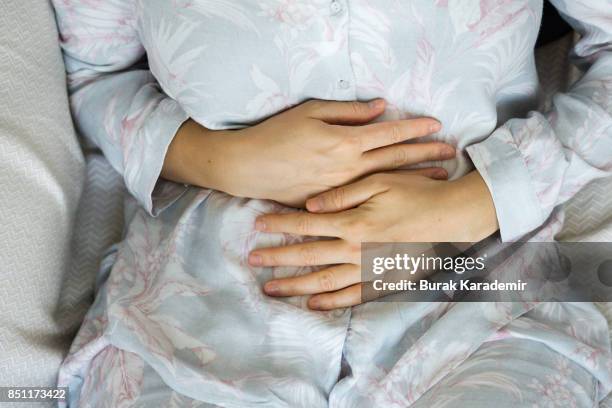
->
[330, 0, 344, 16]
[338, 79, 351, 90]
[326, 0, 355, 99]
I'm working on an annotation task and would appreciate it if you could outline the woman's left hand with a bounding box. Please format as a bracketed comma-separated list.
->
[248, 171, 499, 310]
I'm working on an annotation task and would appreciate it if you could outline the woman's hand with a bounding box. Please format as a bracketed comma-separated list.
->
[162, 99, 455, 206]
[248, 171, 499, 310]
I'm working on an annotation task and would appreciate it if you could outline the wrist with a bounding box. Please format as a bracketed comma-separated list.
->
[448, 171, 499, 242]
[162, 119, 241, 193]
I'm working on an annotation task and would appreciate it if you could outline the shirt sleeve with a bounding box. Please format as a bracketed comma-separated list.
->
[466, 0, 612, 242]
[51, 0, 190, 216]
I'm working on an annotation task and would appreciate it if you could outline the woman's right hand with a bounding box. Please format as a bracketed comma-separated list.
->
[162, 99, 455, 207]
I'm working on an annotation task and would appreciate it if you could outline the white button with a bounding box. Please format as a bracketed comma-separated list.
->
[338, 79, 351, 90]
[330, 0, 343, 15]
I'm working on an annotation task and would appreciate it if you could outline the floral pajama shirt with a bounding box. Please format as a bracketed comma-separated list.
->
[51, 0, 612, 406]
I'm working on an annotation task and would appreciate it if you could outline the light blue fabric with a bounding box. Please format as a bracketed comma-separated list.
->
[49, 0, 612, 406]
[58, 191, 612, 407]
[71, 337, 600, 407]
[51, 0, 612, 240]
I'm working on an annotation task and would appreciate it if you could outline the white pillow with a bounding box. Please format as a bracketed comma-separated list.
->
[0, 0, 85, 388]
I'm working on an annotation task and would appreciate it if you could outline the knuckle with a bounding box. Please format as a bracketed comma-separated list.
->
[369, 173, 389, 188]
[296, 214, 312, 235]
[265, 252, 279, 266]
[348, 101, 365, 116]
[318, 271, 337, 292]
[304, 100, 324, 115]
[392, 146, 409, 167]
[354, 222, 367, 239]
[345, 162, 362, 178]
[329, 188, 346, 209]
[346, 220, 366, 240]
[299, 245, 318, 265]
[327, 296, 342, 309]
[307, 120, 329, 136]
[438, 144, 453, 158]
[427, 145, 445, 161]
[410, 118, 430, 136]
[355, 217, 377, 241]
[337, 217, 353, 236]
[389, 123, 404, 144]
[423, 119, 436, 134]
[340, 243, 361, 265]
[326, 171, 349, 186]
[348, 243, 361, 259]
[343, 132, 363, 152]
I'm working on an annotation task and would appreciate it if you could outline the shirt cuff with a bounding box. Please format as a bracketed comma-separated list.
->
[125, 98, 190, 216]
[466, 127, 545, 242]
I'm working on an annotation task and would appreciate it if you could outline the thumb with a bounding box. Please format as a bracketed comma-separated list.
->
[303, 99, 386, 125]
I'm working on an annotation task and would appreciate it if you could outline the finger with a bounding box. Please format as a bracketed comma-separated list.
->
[264, 264, 360, 297]
[249, 240, 354, 267]
[361, 142, 455, 174]
[255, 212, 344, 237]
[355, 118, 442, 151]
[303, 99, 386, 125]
[306, 176, 387, 213]
[389, 169, 444, 177]
[308, 283, 363, 310]
[404, 167, 449, 180]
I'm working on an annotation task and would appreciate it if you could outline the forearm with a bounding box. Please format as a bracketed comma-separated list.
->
[161, 119, 242, 194]
[449, 171, 500, 242]
[161, 101, 455, 207]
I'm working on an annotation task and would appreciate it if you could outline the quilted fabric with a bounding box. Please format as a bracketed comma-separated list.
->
[536, 34, 612, 242]
[536, 33, 612, 405]
[0, 0, 85, 399]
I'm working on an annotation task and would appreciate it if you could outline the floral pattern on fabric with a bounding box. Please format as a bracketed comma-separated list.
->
[50, 0, 612, 406]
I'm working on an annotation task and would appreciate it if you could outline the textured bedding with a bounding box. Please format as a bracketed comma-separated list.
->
[0, 0, 85, 399]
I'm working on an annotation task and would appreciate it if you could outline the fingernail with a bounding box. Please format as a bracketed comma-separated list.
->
[430, 122, 442, 133]
[249, 253, 263, 266]
[441, 145, 455, 158]
[309, 297, 322, 310]
[264, 281, 280, 296]
[368, 99, 384, 109]
[435, 169, 448, 179]
[307, 198, 321, 212]
[255, 219, 266, 231]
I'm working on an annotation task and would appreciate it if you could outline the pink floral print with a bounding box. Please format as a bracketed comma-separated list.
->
[50, 0, 612, 406]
